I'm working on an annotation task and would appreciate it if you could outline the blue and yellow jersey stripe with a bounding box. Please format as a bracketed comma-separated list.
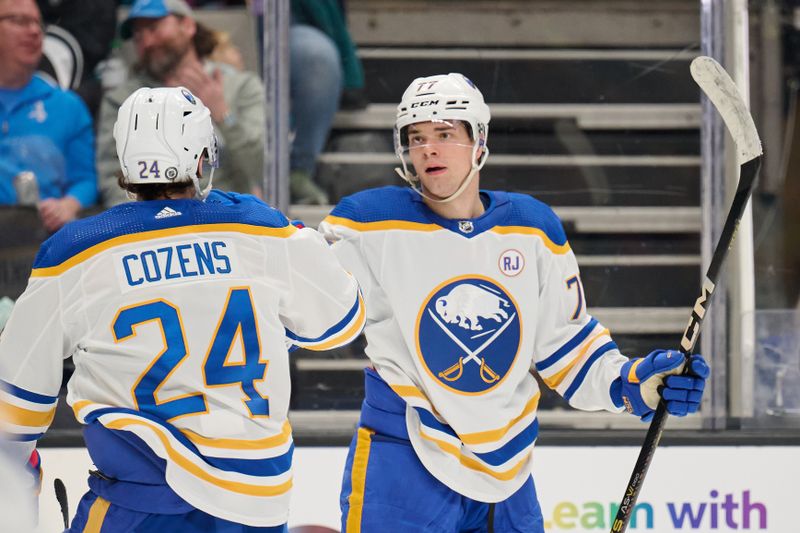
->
[0, 380, 58, 441]
[414, 406, 538, 466]
[72, 401, 294, 496]
[324, 186, 571, 245]
[285, 291, 365, 351]
[322, 215, 441, 233]
[458, 392, 541, 445]
[416, 429, 531, 481]
[325, 214, 571, 256]
[390, 381, 540, 445]
[387, 380, 539, 477]
[489, 226, 571, 254]
[180, 420, 293, 451]
[31, 223, 297, 278]
[537, 318, 617, 398]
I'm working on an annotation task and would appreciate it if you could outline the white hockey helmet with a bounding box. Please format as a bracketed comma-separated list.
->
[113, 86, 219, 197]
[393, 73, 491, 202]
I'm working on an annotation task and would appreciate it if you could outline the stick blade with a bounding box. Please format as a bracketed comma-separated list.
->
[54, 477, 69, 528]
[690, 56, 763, 164]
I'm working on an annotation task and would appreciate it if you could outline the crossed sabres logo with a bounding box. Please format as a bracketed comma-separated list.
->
[416, 276, 521, 394]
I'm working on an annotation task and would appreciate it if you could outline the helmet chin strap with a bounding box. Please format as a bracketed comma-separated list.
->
[192, 166, 215, 200]
[394, 145, 489, 204]
[188, 155, 216, 200]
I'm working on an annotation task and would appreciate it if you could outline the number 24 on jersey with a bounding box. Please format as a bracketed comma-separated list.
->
[112, 287, 270, 421]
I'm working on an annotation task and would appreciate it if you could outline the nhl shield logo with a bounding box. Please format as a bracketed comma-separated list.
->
[416, 275, 521, 394]
[458, 221, 474, 233]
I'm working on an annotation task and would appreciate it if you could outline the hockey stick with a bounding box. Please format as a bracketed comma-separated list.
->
[54, 477, 69, 529]
[609, 56, 763, 533]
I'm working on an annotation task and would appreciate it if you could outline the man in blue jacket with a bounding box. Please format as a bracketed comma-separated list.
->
[0, 0, 98, 232]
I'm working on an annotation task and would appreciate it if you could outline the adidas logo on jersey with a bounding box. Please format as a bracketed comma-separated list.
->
[155, 207, 182, 219]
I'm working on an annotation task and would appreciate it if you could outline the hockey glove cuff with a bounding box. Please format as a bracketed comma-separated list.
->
[611, 350, 708, 421]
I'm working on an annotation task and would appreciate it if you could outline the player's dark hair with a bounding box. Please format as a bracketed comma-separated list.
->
[402, 120, 474, 144]
[117, 172, 194, 200]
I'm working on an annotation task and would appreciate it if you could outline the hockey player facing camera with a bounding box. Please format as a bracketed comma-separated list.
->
[320, 73, 710, 532]
[0, 87, 364, 532]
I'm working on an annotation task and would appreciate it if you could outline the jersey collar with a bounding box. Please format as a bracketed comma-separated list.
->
[412, 189, 511, 238]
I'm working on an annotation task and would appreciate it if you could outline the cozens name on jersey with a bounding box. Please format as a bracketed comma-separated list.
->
[121, 240, 232, 286]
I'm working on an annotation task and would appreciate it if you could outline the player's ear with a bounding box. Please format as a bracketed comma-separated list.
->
[196, 152, 206, 177]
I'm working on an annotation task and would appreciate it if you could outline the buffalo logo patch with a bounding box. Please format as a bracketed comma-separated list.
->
[416, 275, 520, 394]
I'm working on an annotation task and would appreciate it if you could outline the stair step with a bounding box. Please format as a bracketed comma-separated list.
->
[555, 206, 700, 232]
[574, 264, 700, 307]
[358, 48, 699, 61]
[329, 129, 700, 156]
[592, 306, 690, 333]
[486, 166, 699, 207]
[288, 205, 701, 233]
[569, 232, 699, 255]
[360, 56, 698, 104]
[334, 103, 700, 130]
[575, 255, 699, 266]
[318, 159, 700, 206]
[318, 153, 700, 167]
[347, 0, 699, 48]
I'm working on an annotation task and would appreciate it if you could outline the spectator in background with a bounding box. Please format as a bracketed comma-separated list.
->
[97, 0, 264, 207]
[209, 30, 245, 71]
[0, 0, 98, 232]
[250, 0, 367, 204]
[36, 0, 118, 121]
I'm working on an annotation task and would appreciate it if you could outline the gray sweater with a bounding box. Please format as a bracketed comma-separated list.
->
[96, 61, 265, 206]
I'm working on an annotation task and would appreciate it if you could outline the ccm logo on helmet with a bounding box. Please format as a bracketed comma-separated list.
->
[411, 100, 439, 108]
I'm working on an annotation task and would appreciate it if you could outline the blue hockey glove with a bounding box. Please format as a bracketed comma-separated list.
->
[614, 350, 709, 421]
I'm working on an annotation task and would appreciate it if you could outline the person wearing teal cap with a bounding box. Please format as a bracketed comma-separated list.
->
[119, 0, 194, 39]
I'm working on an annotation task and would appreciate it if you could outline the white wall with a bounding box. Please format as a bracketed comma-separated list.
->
[36, 446, 798, 532]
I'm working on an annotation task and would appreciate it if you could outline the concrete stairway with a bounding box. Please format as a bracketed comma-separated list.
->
[286, 0, 705, 436]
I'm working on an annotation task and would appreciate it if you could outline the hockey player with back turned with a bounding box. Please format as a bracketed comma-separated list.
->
[0, 86, 365, 532]
[320, 73, 711, 532]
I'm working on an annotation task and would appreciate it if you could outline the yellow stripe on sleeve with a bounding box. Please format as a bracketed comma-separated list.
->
[543, 329, 610, 388]
[70, 400, 95, 421]
[0, 400, 56, 428]
[305, 293, 366, 352]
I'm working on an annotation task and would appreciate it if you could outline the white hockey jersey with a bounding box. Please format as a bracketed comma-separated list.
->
[0, 191, 364, 526]
[320, 186, 627, 502]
